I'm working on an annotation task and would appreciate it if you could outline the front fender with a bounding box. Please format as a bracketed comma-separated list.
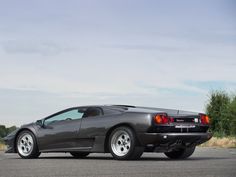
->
[4, 123, 37, 153]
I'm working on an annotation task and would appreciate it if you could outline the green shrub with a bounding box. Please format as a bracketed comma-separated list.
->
[206, 90, 236, 136]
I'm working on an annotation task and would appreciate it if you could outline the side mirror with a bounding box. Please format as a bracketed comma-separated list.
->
[36, 119, 44, 127]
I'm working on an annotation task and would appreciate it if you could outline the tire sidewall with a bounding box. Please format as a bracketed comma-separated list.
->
[16, 130, 39, 159]
[108, 126, 136, 160]
[164, 146, 196, 159]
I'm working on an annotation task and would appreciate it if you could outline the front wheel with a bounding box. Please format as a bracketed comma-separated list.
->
[108, 126, 143, 160]
[16, 130, 41, 159]
[164, 146, 196, 159]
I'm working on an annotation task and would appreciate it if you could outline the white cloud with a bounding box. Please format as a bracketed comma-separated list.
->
[0, 0, 235, 126]
[2, 40, 73, 56]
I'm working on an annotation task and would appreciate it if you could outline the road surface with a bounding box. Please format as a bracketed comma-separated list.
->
[0, 147, 235, 177]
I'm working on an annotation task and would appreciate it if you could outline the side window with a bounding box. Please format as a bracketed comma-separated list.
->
[44, 109, 84, 125]
[82, 107, 103, 118]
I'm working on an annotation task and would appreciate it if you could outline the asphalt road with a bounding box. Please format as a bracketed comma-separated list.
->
[0, 147, 236, 177]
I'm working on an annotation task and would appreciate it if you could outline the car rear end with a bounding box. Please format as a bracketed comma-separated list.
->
[139, 112, 212, 152]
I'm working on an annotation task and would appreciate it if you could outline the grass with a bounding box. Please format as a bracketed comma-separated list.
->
[200, 136, 236, 148]
[0, 143, 6, 151]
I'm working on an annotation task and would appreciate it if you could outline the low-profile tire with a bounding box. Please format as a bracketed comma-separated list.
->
[70, 152, 90, 158]
[16, 130, 41, 159]
[164, 146, 196, 159]
[108, 126, 144, 160]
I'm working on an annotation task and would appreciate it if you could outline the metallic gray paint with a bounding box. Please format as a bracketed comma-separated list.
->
[4, 105, 212, 154]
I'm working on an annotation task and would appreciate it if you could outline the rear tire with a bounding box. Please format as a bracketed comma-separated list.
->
[108, 126, 143, 160]
[16, 130, 41, 159]
[164, 146, 196, 159]
[70, 152, 90, 158]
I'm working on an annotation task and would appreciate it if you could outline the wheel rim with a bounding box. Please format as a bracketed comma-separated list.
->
[17, 133, 34, 156]
[111, 130, 131, 157]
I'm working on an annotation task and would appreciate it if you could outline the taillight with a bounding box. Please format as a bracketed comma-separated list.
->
[154, 114, 169, 124]
[200, 114, 210, 125]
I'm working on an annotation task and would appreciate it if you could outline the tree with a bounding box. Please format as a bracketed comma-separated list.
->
[206, 90, 236, 136]
[0, 125, 7, 138]
[227, 96, 236, 136]
[206, 90, 231, 136]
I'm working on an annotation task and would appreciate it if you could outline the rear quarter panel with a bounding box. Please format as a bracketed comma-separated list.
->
[79, 112, 153, 139]
[78, 111, 154, 152]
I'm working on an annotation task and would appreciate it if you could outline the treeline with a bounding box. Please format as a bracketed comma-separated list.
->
[0, 125, 17, 143]
[206, 90, 236, 137]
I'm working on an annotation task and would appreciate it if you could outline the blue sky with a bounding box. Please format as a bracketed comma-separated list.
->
[0, 0, 235, 126]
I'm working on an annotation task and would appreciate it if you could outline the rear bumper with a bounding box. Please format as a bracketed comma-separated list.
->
[138, 132, 213, 147]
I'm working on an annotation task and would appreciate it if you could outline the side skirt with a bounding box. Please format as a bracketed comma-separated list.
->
[40, 147, 92, 153]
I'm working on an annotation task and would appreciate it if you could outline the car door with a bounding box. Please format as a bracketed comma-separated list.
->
[36, 107, 86, 151]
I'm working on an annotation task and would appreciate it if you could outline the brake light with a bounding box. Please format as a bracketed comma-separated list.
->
[169, 117, 174, 123]
[154, 114, 169, 124]
[200, 114, 210, 124]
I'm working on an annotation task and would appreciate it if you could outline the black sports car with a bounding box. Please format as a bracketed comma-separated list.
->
[4, 105, 212, 160]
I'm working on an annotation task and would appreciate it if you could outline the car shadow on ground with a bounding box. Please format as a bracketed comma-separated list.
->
[9, 155, 231, 161]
